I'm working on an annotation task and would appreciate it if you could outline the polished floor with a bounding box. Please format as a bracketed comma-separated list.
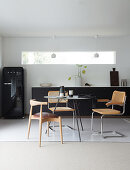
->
[0, 118, 130, 142]
[0, 142, 130, 170]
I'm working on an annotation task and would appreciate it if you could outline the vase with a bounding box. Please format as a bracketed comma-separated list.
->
[75, 76, 82, 86]
[110, 68, 119, 86]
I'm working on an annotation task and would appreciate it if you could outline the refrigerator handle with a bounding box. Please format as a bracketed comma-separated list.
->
[4, 83, 12, 85]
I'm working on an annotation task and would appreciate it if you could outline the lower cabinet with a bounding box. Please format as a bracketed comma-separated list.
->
[32, 87, 130, 117]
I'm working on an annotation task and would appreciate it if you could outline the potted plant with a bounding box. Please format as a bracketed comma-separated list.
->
[68, 65, 87, 86]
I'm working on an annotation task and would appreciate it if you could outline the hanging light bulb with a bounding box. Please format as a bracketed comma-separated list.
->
[94, 35, 100, 58]
[94, 53, 99, 58]
[51, 53, 56, 58]
[51, 35, 56, 59]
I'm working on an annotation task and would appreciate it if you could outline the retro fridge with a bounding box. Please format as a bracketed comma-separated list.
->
[2, 67, 24, 118]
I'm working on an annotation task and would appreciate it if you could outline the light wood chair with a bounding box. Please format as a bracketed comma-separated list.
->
[48, 91, 75, 128]
[27, 99, 63, 147]
[91, 91, 126, 137]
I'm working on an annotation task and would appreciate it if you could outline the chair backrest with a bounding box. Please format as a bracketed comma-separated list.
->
[111, 91, 126, 105]
[30, 99, 47, 106]
[48, 91, 68, 103]
[111, 91, 126, 115]
[29, 99, 47, 117]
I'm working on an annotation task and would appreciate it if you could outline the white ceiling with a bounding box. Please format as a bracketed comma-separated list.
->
[0, 0, 130, 37]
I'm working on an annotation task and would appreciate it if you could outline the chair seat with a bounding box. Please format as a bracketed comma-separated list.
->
[49, 107, 75, 112]
[92, 108, 121, 115]
[31, 112, 58, 119]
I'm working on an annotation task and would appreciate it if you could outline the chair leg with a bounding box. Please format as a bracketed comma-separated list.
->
[47, 121, 49, 137]
[59, 117, 63, 144]
[73, 111, 75, 129]
[53, 122, 55, 130]
[27, 116, 31, 139]
[39, 120, 42, 147]
[91, 112, 94, 131]
[101, 115, 104, 136]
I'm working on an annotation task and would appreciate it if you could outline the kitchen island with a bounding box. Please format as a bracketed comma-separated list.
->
[32, 86, 130, 117]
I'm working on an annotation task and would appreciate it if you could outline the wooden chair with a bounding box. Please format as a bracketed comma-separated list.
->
[91, 91, 126, 137]
[27, 99, 63, 147]
[48, 91, 75, 128]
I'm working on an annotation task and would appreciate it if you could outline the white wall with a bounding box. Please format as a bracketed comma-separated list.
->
[2, 36, 130, 113]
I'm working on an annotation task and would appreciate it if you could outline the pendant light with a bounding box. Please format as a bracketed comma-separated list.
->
[51, 53, 56, 58]
[94, 35, 100, 58]
[51, 35, 56, 58]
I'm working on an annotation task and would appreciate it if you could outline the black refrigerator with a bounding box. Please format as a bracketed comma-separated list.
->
[2, 67, 24, 118]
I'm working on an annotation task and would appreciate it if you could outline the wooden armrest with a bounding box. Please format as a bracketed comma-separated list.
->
[40, 102, 48, 105]
[106, 102, 123, 107]
[97, 99, 110, 103]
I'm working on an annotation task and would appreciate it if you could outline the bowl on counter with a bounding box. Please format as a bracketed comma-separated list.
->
[40, 83, 52, 87]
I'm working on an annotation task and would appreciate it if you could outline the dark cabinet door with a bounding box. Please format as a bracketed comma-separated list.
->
[2, 67, 24, 118]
